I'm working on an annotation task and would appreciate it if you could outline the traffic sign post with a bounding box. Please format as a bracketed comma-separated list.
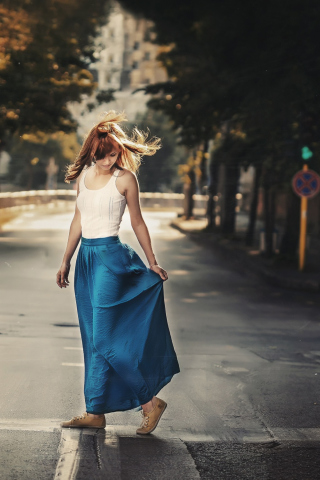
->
[292, 164, 320, 271]
[299, 193, 308, 271]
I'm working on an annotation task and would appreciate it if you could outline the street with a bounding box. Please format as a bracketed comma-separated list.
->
[1, 204, 320, 479]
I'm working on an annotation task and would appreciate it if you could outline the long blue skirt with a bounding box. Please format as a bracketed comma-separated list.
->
[74, 235, 180, 414]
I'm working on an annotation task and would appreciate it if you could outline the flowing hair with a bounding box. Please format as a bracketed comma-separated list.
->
[64, 110, 161, 183]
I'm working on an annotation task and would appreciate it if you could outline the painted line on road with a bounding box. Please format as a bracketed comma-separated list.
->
[54, 426, 200, 480]
[0, 418, 60, 432]
[54, 429, 81, 480]
[1, 418, 320, 444]
[61, 363, 84, 367]
[63, 347, 83, 350]
[167, 269, 190, 275]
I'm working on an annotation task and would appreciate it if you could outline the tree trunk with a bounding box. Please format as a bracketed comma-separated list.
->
[245, 164, 262, 246]
[279, 191, 300, 258]
[206, 158, 219, 229]
[221, 161, 240, 235]
[26, 163, 33, 190]
[199, 141, 209, 192]
[183, 169, 196, 219]
[263, 184, 276, 257]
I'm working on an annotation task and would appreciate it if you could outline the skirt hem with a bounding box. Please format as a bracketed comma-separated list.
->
[85, 369, 180, 415]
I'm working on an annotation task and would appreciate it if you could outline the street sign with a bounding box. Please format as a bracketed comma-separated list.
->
[292, 165, 320, 271]
[292, 169, 320, 199]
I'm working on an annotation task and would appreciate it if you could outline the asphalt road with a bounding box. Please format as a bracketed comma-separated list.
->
[1, 203, 320, 479]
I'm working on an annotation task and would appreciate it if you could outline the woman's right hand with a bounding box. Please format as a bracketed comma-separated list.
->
[56, 262, 71, 288]
[150, 264, 168, 281]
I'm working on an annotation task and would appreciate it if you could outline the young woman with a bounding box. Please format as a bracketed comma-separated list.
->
[56, 111, 180, 435]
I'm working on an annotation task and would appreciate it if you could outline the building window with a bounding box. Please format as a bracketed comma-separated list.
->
[133, 41, 140, 50]
[88, 68, 98, 83]
[144, 29, 151, 42]
[132, 61, 139, 69]
[144, 52, 150, 61]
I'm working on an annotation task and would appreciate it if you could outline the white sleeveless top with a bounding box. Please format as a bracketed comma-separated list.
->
[76, 166, 127, 238]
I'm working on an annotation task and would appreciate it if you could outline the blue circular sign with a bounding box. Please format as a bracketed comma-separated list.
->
[292, 169, 320, 198]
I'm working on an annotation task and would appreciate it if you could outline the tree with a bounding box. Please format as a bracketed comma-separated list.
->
[120, 0, 320, 251]
[128, 109, 185, 192]
[8, 131, 81, 189]
[0, 0, 112, 139]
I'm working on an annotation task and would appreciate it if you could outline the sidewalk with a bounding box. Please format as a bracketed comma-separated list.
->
[170, 215, 320, 293]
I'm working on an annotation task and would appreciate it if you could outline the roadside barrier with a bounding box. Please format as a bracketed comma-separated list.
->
[0, 190, 208, 211]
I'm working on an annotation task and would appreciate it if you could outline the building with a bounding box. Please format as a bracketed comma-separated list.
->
[69, 1, 167, 134]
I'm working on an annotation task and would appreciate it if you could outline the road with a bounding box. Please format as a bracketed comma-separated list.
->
[1, 203, 320, 479]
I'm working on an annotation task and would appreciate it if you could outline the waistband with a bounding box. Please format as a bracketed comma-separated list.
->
[81, 235, 120, 246]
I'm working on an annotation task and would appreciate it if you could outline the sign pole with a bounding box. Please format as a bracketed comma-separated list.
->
[299, 165, 308, 271]
[292, 160, 320, 271]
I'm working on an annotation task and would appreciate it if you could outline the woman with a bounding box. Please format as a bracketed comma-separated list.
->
[56, 111, 180, 435]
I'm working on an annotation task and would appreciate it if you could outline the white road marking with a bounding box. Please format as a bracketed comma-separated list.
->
[61, 363, 84, 367]
[168, 269, 190, 275]
[52, 425, 201, 480]
[1, 419, 320, 443]
[0, 418, 59, 432]
[54, 429, 81, 480]
[63, 347, 83, 350]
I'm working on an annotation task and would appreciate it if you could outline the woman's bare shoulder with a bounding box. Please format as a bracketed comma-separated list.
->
[117, 167, 137, 182]
[116, 168, 138, 196]
[76, 165, 90, 191]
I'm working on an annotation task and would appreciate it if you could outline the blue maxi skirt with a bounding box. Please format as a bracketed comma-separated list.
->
[74, 235, 180, 414]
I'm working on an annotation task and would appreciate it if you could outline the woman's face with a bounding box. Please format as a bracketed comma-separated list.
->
[95, 142, 121, 171]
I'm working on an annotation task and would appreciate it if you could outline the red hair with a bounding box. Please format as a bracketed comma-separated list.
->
[64, 110, 161, 183]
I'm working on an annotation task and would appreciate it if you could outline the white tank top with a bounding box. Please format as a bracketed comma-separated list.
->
[76, 166, 127, 238]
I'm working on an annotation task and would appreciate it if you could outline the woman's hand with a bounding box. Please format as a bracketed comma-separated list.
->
[150, 264, 168, 281]
[56, 262, 71, 288]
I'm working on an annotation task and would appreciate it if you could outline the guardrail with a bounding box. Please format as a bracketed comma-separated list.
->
[0, 190, 208, 210]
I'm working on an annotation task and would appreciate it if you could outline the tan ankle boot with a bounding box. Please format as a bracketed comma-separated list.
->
[60, 412, 106, 429]
[136, 397, 167, 435]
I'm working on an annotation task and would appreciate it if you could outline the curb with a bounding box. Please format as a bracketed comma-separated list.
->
[170, 221, 320, 293]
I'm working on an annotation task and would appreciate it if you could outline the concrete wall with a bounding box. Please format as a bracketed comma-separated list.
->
[0, 190, 208, 212]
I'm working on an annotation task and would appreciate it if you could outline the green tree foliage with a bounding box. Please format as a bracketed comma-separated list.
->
[128, 109, 185, 192]
[0, 0, 111, 138]
[121, 0, 320, 153]
[121, 0, 320, 252]
[7, 131, 80, 188]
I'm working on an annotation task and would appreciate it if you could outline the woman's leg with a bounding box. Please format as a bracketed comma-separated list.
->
[141, 396, 157, 412]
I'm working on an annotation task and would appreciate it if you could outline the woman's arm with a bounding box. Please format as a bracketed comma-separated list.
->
[56, 175, 82, 288]
[124, 171, 168, 281]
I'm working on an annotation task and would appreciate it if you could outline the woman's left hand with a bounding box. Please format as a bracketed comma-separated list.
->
[150, 264, 168, 281]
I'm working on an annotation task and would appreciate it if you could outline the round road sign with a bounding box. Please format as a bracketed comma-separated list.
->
[292, 169, 320, 198]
